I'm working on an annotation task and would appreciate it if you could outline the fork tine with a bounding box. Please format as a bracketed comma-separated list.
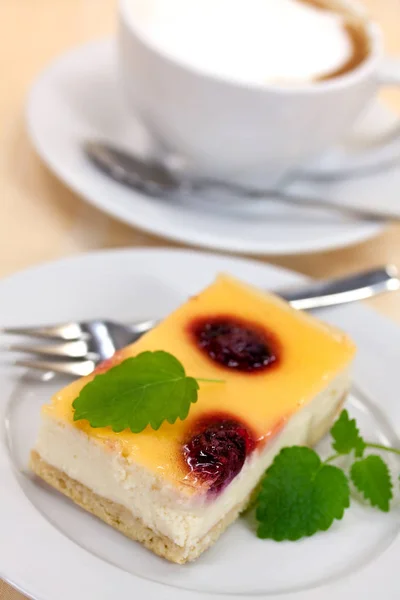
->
[4, 340, 93, 360]
[14, 357, 96, 377]
[0, 322, 84, 340]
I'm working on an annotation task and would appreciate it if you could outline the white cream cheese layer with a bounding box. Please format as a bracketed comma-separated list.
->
[35, 369, 349, 555]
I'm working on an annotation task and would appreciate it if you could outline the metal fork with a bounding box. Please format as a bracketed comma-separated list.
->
[1, 266, 399, 379]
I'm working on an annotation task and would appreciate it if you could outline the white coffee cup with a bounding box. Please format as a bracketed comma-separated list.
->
[118, 0, 400, 187]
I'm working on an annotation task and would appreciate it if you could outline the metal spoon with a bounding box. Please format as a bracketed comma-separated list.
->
[83, 140, 397, 222]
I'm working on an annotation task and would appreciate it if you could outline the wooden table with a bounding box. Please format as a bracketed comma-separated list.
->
[1, 1, 399, 598]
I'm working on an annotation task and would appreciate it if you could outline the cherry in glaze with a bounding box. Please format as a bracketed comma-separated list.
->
[190, 316, 278, 372]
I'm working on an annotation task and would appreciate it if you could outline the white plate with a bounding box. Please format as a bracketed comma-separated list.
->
[25, 39, 392, 256]
[1, 248, 400, 600]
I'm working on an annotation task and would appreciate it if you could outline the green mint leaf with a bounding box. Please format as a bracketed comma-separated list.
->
[350, 455, 393, 512]
[330, 409, 366, 457]
[72, 350, 199, 433]
[256, 447, 350, 541]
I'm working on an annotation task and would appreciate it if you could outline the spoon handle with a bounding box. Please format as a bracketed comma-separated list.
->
[83, 140, 397, 222]
[255, 190, 397, 222]
[197, 176, 396, 222]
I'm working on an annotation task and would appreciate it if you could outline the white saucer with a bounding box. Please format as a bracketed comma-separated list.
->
[1, 248, 400, 599]
[26, 39, 399, 255]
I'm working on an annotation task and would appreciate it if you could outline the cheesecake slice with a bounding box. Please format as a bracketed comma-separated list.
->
[31, 274, 355, 563]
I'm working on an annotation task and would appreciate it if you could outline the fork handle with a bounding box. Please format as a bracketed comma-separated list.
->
[280, 266, 400, 310]
[2, 266, 398, 351]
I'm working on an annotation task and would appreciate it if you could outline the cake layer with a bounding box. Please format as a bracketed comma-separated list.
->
[42, 275, 355, 493]
[30, 451, 249, 564]
[34, 368, 349, 555]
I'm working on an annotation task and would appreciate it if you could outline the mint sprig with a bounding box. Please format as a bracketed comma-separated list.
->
[256, 447, 349, 541]
[351, 455, 393, 512]
[330, 409, 366, 457]
[255, 409, 400, 541]
[73, 350, 222, 433]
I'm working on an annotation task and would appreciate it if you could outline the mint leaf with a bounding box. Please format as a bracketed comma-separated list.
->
[330, 409, 366, 457]
[350, 455, 393, 512]
[73, 351, 199, 433]
[256, 447, 350, 541]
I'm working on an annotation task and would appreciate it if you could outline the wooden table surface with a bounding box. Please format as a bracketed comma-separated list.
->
[1, 1, 400, 598]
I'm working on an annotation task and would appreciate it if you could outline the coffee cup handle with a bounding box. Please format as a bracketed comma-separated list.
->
[298, 57, 400, 181]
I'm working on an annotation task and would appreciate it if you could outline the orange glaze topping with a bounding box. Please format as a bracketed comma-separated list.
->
[42, 274, 356, 494]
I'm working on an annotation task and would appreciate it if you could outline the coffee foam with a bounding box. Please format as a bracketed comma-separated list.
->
[133, 0, 364, 85]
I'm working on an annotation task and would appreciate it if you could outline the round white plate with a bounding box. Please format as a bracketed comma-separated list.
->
[1, 248, 400, 600]
[26, 39, 389, 256]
